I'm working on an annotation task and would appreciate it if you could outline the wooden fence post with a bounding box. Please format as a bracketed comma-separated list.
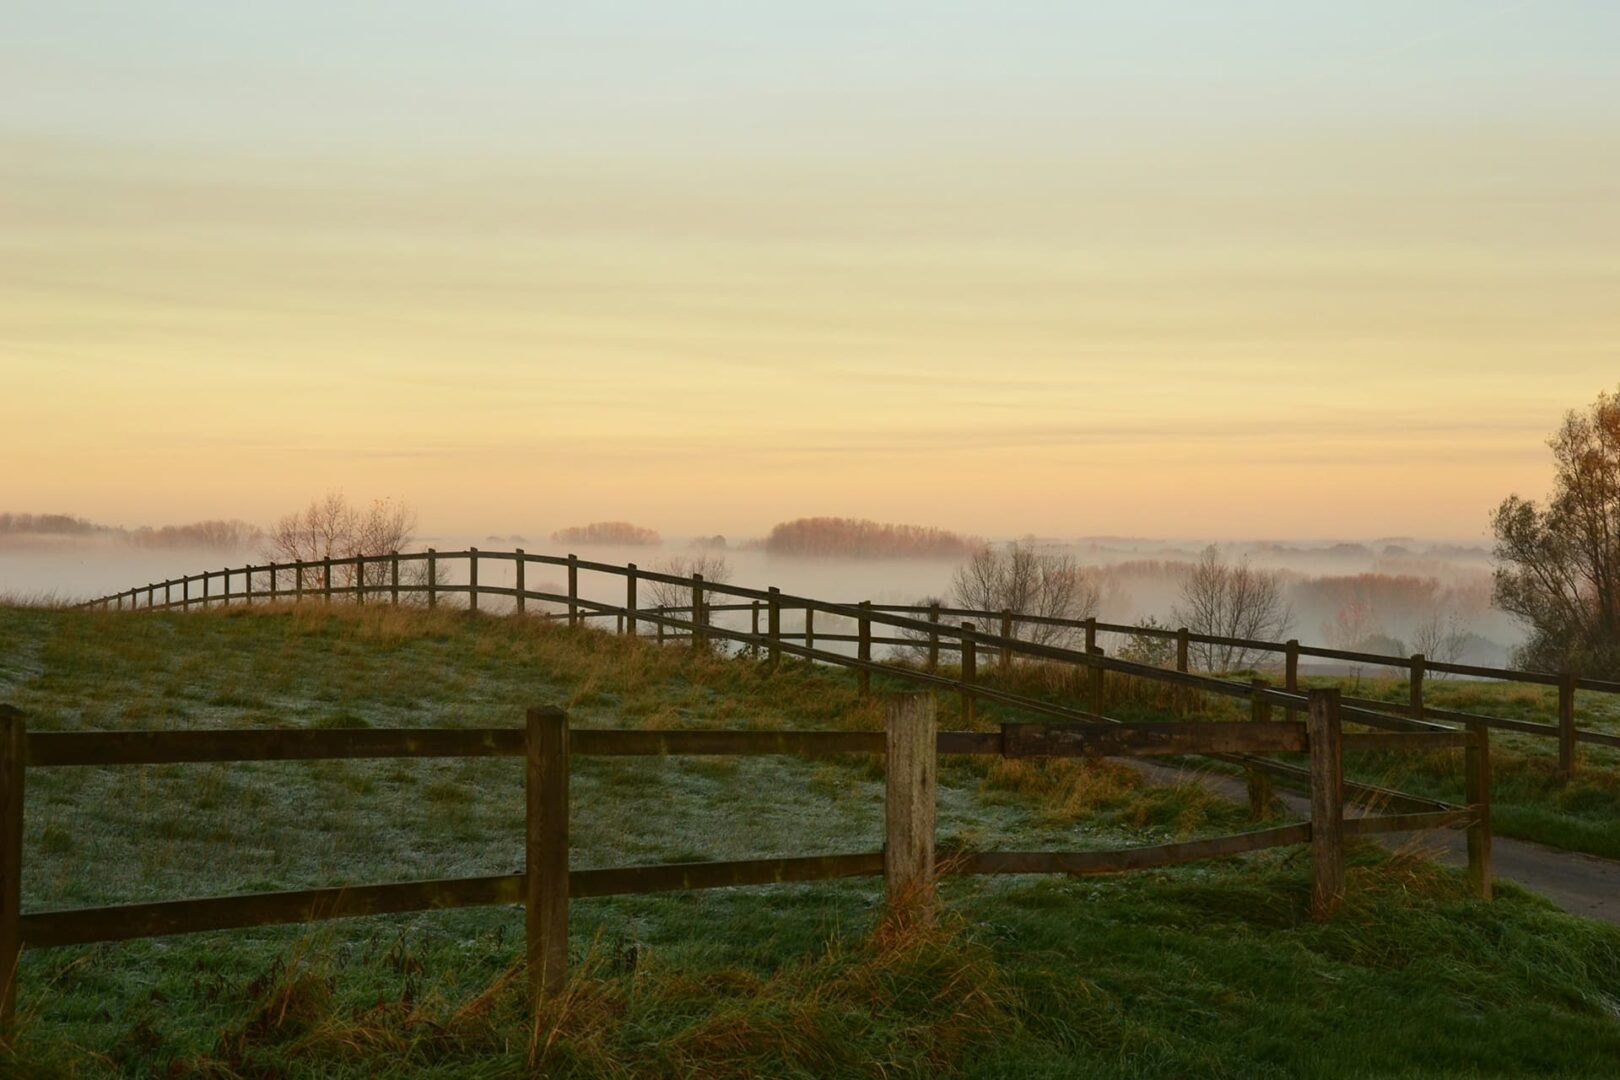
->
[1084, 617, 1097, 653]
[1088, 647, 1105, 716]
[1557, 671, 1577, 781]
[804, 606, 815, 655]
[468, 548, 479, 613]
[166, 579, 174, 608]
[567, 555, 579, 628]
[999, 610, 1013, 673]
[691, 574, 705, 650]
[1308, 688, 1345, 919]
[621, 564, 636, 636]
[1248, 679, 1274, 819]
[885, 693, 937, 919]
[221, 569, 230, 607]
[354, 555, 364, 605]
[768, 587, 781, 670]
[526, 706, 570, 1003]
[147, 583, 155, 609]
[960, 623, 977, 725]
[293, 565, 302, 604]
[1409, 654, 1426, 723]
[513, 549, 525, 615]
[0, 705, 24, 1039]
[427, 549, 438, 609]
[927, 603, 940, 673]
[657, 605, 666, 644]
[1175, 627, 1191, 717]
[390, 552, 400, 605]
[1284, 639, 1300, 723]
[1466, 718, 1492, 900]
[858, 601, 872, 696]
[202, 571, 210, 607]
[322, 559, 333, 604]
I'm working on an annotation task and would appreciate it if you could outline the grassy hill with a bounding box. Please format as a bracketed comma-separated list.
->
[1, 603, 1619, 1077]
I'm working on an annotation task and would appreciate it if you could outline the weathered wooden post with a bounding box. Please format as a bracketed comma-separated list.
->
[322, 558, 333, 604]
[202, 571, 210, 607]
[221, 568, 230, 607]
[0, 705, 23, 1039]
[999, 610, 1013, 673]
[1175, 627, 1191, 717]
[1284, 639, 1300, 723]
[691, 574, 705, 650]
[1084, 617, 1097, 654]
[185, 574, 192, 609]
[624, 563, 637, 636]
[804, 606, 815, 655]
[751, 601, 760, 641]
[293, 565, 303, 604]
[165, 579, 174, 608]
[468, 548, 479, 613]
[390, 552, 400, 605]
[960, 622, 977, 725]
[427, 549, 438, 609]
[354, 555, 364, 605]
[767, 587, 781, 670]
[148, 583, 156, 608]
[526, 706, 570, 1002]
[1088, 647, 1105, 716]
[1466, 718, 1492, 900]
[567, 555, 579, 628]
[926, 603, 940, 673]
[514, 550, 526, 615]
[657, 605, 667, 644]
[244, 568, 254, 606]
[1248, 679, 1274, 820]
[1557, 671, 1577, 781]
[885, 693, 938, 919]
[1409, 654, 1426, 723]
[858, 601, 873, 696]
[1307, 688, 1345, 919]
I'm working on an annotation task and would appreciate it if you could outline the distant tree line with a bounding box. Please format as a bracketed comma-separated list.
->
[1, 511, 261, 550]
[550, 521, 662, 546]
[763, 517, 985, 559]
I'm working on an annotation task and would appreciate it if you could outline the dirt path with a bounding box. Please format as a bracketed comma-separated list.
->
[1130, 760, 1620, 926]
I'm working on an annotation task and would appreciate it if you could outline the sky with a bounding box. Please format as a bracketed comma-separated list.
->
[3, 1, 1618, 542]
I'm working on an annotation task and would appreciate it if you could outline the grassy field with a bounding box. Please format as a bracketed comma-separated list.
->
[1, 604, 1619, 1077]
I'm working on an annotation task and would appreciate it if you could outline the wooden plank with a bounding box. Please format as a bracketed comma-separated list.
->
[527, 706, 568, 1001]
[1342, 809, 1475, 836]
[935, 731, 1002, 755]
[27, 728, 526, 767]
[962, 823, 1310, 876]
[570, 730, 884, 757]
[0, 707, 23, 1036]
[1466, 719, 1492, 900]
[569, 852, 884, 899]
[1339, 731, 1470, 752]
[885, 694, 937, 917]
[1308, 689, 1345, 919]
[1002, 721, 1307, 758]
[21, 874, 526, 949]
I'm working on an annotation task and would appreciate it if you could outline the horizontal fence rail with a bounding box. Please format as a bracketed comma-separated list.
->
[74, 548, 1612, 782]
[0, 690, 1489, 1033]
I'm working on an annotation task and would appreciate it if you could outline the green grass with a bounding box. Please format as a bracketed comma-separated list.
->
[1, 603, 1618, 1077]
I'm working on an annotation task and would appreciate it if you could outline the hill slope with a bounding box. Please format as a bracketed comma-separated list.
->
[1, 604, 1618, 1078]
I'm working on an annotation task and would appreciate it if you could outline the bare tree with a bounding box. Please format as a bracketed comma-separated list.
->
[1411, 608, 1471, 674]
[1172, 545, 1294, 673]
[645, 553, 732, 611]
[1493, 386, 1620, 674]
[262, 494, 420, 594]
[949, 541, 1100, 648]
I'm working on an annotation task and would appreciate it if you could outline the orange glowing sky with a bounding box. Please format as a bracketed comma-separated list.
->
[4, 3, 1617, 540]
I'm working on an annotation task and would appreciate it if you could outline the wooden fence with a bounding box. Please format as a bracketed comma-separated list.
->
[0, 688, 1489, 1034]
[77, 549, 1618, 780]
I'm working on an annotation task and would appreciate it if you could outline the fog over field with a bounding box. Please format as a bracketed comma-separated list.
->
[0, 526, 1518, 668]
